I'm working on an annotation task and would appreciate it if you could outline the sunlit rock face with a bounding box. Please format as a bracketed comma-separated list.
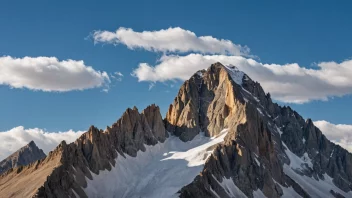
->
[165, 63, 247, 141]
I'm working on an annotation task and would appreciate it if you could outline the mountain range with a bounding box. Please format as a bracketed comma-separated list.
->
[1, 62, 351, 198]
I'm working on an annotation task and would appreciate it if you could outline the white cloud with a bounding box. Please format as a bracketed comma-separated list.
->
[111, 71, 124, 81]
[0, 56, 110, 92]
[314, 120, 352, 153]
[92, 27, 249, 56]
[0, 126, 84, 161]
[132, 54, 352, 103]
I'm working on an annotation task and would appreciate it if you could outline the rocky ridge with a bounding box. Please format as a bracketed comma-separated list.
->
[0, 104, 167, 197]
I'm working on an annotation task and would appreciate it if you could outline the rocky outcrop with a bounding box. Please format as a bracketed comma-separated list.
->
[0, 140, 46, 174]
[143, 104, 168, 143]
[0, 105, 167, 198]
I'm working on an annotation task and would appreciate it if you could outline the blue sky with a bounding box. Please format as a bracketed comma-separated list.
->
[1, 0, 352, 134]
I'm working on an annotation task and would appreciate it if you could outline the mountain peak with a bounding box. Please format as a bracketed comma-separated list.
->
[196, 62, 249, 87]
[27, 140, 36, 147]
[0, 140, 46, 174]
[166, 62, 248, 141]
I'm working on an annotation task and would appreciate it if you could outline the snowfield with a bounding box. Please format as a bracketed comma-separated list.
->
[84, 129, 228, 198]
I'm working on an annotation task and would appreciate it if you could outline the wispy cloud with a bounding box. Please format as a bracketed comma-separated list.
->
[0, 56, 110, 92]
[92, 27, 249, 56]
[111, 71, 124, 81]
[0, 126, 85, 160]
[148, 83, 155, 90]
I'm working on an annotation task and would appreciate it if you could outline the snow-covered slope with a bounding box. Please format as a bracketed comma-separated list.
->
[84, 130, 228, 198]
[224, 64, 245, 85]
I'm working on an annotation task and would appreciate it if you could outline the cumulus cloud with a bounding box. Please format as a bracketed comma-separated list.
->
[0, 56, 110, 92]
[132, 54, 352, 103]
[0, 126, 85, 161]
[314, 120, 352, 153]
[92, 27, 249, 56]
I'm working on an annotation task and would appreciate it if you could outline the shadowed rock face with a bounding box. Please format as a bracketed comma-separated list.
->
[0, 141, 46, 174]
[1, 62, 352, 198]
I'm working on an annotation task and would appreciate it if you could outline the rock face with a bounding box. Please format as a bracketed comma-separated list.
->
[0, 140, 46, 174]
[165, 63, 247, 141]
[1, 62, 352, 198]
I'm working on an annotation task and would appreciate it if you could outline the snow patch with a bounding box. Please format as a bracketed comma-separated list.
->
[209, 187, 221, 198]
[253, 153, 261, 166]
[301, 152, 313, 169]
[253, 189, 267, 198]
[84, 129, 228, 198]
[274, 181, 302, 198]
[330, 148, 334, 158]
[224, 65, 245, 85]
[257, 108, 264, 116]
[283, 142, 312, 170]
[212, 175, 247, 198]
[242, 87, 260, 102]
[71, 189, 80, 198]
[275, 125, 283, 135]
[196, 71, 203, 77]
